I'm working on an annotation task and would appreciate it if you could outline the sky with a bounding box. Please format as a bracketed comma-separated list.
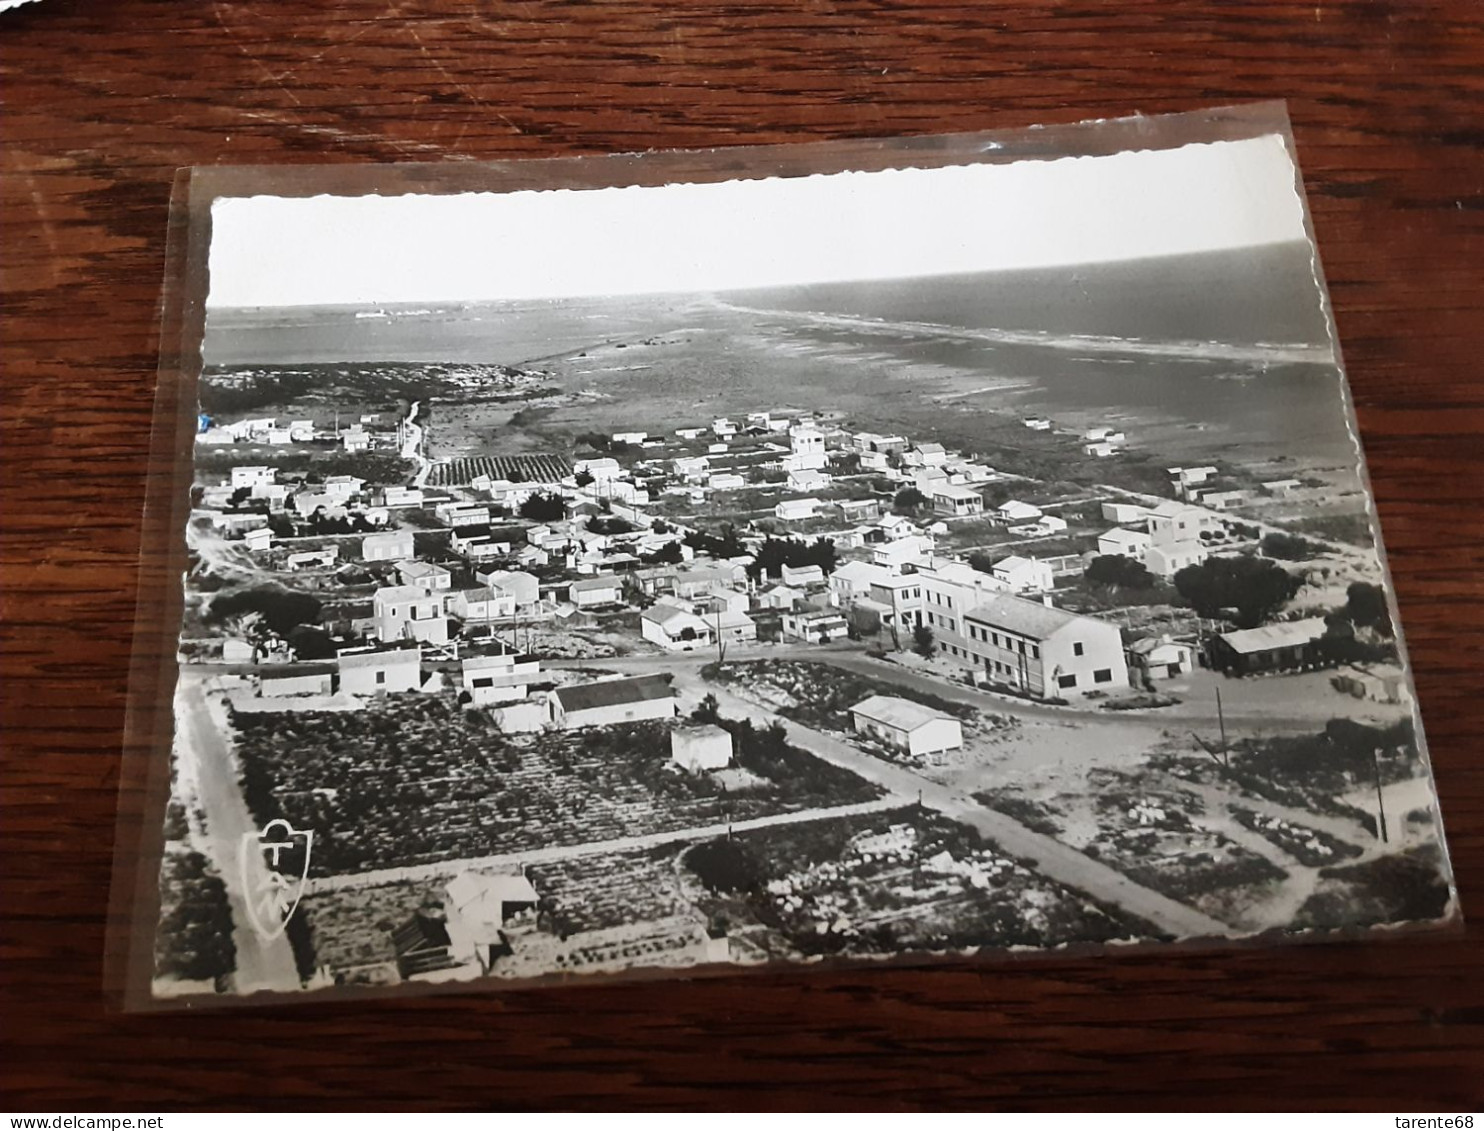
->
[205, 134, 1310, 309]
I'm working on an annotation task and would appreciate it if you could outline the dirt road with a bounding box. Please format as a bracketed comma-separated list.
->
[174, 673, 303, 994]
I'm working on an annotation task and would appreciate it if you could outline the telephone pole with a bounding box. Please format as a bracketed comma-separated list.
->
[1371, 746, 1389, 844]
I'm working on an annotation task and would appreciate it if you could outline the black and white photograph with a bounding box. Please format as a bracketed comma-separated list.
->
[147, 120, 1458, 1004]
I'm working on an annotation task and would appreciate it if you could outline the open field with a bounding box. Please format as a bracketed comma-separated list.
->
[231, 697, 882, 877]
[683, 806, 1159, 958]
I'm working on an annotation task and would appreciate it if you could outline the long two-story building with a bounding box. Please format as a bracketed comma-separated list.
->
[951, 594, 1127, 699]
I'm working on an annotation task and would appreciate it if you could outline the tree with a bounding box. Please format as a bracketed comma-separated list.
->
[912, 623, 936, 659]
[893, 487, 927, 514]
[692, 693, 721, 724]
[967, 551, 998, 576]
[519, 491, 566, 522]
[1173, 556, 1302, 628]
[1345, 581, 1394, 638]
[286, 625, 337, 660]
[208, 587, 323, 636]
[1085, 554, 1155, 589]
[1261, 531, 1321, 561]
[685, 525, 746, 560]
[642, 540, 684, 565]
[229, 486, 253, 507]
[574, 470, 595, 487]
[747, 536, 838, 580]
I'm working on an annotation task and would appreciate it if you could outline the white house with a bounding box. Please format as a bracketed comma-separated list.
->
[342, 427, 370, 452]
[384, 486, 423, 507]
[1127, 636, 1197, 681]
[1098, 527, 1153, 559]
[477, 569, 541, 609]
[337, 642, 422, 695]
[641, 601, 716, 652]
[758, 583, 805, 610]
[547, 675, 676, 729]
[231, 465, 276, 490]
[323, 475, 365, 503]
[914, 442, 948, 466]
[781, 608, 849, 643]
[612, 431, 648, 446]
[670, 724, 733, 773]
[673, 562, 748, 599]
[830, 559, 887, 606]
[1144, 540, 1209, 580]
[775, 497, 822, 522]
[990, 555, 1055, 594]
[1023, 418, 1052, 431]
[570, 575, 623, 609]
[363, 529, 415, 562]
[1102, 501, 1152, 525]
[779, 563, 825, 588]
[460, 653, 540, 706]
[707, 472, 746, 491]
[258, 664, 335, 698]
[436, 502, 491, 528]
[373, 585, 449, 645]
[931, 483, 985, 517]
[242, 527, 273, 553]
[850, 695, 963, 757]
[787, 468, 831, 492]
[676, 427, 706, 440]
[447, 586, 516, 624]
[396, 560, 452, 592]
[785, 423, 828, 471]
[873, 535, 934, 571]
[995, 500, 1043, 523]
[441, 871, 540, 971]
[960, 595, 1127, 698]
[1009, 514, 1068, 537]
[1262, 479, 1303, 496]
[574, 456, 623, 481]
[1200, 489, 1249, 511]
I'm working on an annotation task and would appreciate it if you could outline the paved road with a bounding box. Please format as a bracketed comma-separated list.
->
[659, 670, 1231, 939]
[175, 673, 302, 994]
[311, 797, 903, 894]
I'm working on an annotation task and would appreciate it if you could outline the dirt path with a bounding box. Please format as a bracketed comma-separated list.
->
[310, 796, 904, 894]
[175, 674, 302, 994]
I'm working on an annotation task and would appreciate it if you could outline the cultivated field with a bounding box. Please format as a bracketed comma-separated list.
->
[428, 453, 573, 487]
[231, 697, 882, 877]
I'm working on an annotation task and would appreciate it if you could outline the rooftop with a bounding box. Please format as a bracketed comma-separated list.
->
[373, 584, 439, 604]
[851, 694, 955, 732]
[1217, 617, 1329, 655]
[965, 594, 1087, 640]
[553, 674, 674, 712]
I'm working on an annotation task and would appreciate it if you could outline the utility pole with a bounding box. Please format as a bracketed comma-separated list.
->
[1371, 745, 1389, 844]
[1216, 685, 1228, 768]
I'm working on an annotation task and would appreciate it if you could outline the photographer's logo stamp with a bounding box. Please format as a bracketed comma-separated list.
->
[241, 819, 314, 941]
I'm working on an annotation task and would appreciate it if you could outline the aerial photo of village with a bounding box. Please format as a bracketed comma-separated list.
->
[150, 196, 1457, 1002]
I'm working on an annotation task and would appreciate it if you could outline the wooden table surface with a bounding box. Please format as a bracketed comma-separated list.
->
[4, 0, 1482, 1112]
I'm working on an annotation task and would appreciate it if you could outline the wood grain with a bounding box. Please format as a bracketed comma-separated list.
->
[3, 0, 1482, 1111]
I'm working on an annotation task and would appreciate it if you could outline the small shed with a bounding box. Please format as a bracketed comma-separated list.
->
[670, 724, 734, 772]
[850, 695, 963, 757]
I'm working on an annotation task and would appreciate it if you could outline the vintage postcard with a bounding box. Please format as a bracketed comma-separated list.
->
[119, 105, 1458, 1008]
